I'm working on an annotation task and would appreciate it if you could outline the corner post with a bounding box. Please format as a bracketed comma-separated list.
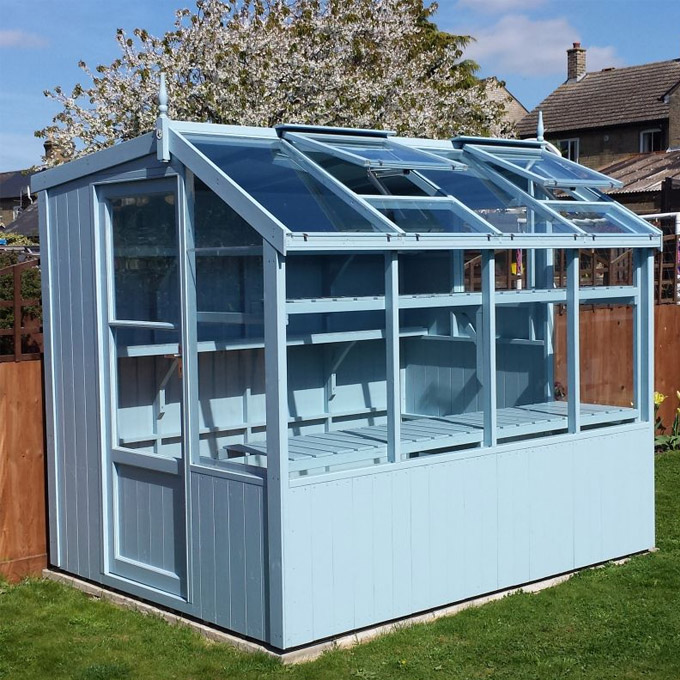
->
[178, 168, 198, 603]
[264, 242, 288, 648]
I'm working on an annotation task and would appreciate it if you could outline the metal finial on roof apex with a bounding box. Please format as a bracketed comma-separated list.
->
[536, 110, 545, 142]
[159, 72, 168, 119]
[156, 73, 170, 162]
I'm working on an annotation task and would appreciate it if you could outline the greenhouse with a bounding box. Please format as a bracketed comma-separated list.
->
[33, 99, 660, 650]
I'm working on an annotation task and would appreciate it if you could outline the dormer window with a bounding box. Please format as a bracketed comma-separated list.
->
[640, 128, 663, 152]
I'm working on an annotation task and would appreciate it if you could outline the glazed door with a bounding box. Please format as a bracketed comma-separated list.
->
[100, 178, 188, 599]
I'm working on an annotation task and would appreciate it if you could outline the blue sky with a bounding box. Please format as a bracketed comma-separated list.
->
[1, 0, 679, 171]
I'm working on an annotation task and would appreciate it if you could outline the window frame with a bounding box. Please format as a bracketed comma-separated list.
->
[557, 138, 580, 163]
[639, 128, 663, 153]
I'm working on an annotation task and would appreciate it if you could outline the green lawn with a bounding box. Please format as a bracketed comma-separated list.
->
[2, 451, 680, 680]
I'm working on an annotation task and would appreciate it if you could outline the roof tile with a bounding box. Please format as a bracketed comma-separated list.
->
[518, 59, 680, 137]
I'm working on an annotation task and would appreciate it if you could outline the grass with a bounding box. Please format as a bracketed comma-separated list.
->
[2, 451, 680, 679]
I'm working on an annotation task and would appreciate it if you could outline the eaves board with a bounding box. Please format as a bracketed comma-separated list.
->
[283, 231, 661, 252]
[31, 133, 157, 192]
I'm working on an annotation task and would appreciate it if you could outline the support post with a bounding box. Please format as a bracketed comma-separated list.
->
[385, 252, 401, 462]
[566, 249, 580, 433]
[536, 248, 555, 401]
[481, 250, 497, 447]
[451, 251, 465, 292]
[264, 242, 288, 648]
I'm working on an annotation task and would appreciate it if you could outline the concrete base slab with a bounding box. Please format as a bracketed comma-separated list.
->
[42, 552, 651, 664]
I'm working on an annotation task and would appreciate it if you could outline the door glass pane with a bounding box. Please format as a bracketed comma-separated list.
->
[110, 191, 179, 323]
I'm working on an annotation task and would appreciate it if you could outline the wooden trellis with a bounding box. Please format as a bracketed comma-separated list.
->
[0, 258, 42, 362]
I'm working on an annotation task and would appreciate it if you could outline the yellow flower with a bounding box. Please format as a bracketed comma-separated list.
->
[654, 392, 666, 406]
[676, 390, 680, 402]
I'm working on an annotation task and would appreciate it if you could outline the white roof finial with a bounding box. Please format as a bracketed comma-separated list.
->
[159, 72, 168, 119]
[536, 110, 544, 142]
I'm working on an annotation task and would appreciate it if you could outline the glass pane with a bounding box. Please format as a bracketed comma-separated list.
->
[580, 303, 634, 415]
[302, 150, 430, 196]
[420, 169, 577, 234]
[366, 197, 494, 234]
[110, 191, 178, 322]
[115, 331, 183, 458]
[497, 302, 568, 440]
[401, 299, 484, 448]
[547, 203, 651, 235]
[399, 251, 461, 295]
[306, 135, 455, 169]
[478, 148, 614, 186]
[285, 254, 388, 476]
[287, 252, 384, 300]
[186, 135, 378, 232]
[194, 180, 264, 345]
[192, 181, 266, 467]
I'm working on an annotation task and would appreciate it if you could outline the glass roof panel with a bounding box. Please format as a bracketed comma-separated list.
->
[186, 134, 379, 233]
[545, 201, 660, 235]
[418, 168, 578, 235]
[288, 132, 458, 170]
[364, 197, 497, 234]
[301, 149, 432, 196]
[465, 146, 619, 188]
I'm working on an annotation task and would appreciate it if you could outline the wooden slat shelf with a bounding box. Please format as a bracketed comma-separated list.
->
[118, 326, 428, 357]
[224, 401, 638, 474]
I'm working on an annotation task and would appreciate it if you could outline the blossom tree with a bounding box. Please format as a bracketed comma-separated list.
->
[37, 0, 509, 165]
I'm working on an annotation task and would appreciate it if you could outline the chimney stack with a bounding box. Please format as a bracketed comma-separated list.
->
[567, 42, 587, 81]
[43, 139, 55, 162]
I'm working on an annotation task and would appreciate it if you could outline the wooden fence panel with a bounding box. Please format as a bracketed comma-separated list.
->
[555, 305, 680, 426]
[654, 305, 680, 427]
[0, 360, 46, 582]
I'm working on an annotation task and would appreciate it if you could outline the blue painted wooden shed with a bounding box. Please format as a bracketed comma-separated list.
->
[33, 100, 661, 650]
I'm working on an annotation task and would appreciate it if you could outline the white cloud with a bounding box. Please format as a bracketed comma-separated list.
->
[586, 46, 625, 72]
[0, 30, 48, 49]
[457, 0, 546, 12]
[462, 15, 623, 77]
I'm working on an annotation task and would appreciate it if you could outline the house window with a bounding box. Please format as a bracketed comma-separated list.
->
[640, 128, 663, 152]
[558, 138, 579, 162]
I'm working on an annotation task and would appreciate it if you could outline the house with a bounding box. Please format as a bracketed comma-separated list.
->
[518, 44, 680, 169]
[3, 201, 40, 240]
[0, 170, 35, 228]
[31, 93, 660, 653]
[483, 76, 528, 135]
[598, 150, 680, 214]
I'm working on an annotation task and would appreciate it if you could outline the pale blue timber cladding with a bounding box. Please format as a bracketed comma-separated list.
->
[43, 155, 179, 581]
[282, 425, 654, 648]
[114, 464, 186, 596]
[46, 184, 102, 580]
[191, 472, 267, 639]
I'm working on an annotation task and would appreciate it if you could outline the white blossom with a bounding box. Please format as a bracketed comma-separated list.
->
[37, 0, 510, 165]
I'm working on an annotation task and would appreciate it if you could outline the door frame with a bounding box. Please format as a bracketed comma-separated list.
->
[95, 171, 194, 600]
